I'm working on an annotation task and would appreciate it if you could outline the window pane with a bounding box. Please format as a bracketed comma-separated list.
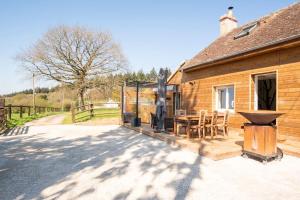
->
[176, 93, 181, 110]
[218, 89, 226, 109]
[228, 87, 234, 109]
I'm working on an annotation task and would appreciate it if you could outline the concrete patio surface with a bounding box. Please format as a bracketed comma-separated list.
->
[0, 125, 300, 200]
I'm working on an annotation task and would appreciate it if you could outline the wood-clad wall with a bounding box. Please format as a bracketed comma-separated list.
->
[179, 45, 300, 138]
[168, 70, 182, 85]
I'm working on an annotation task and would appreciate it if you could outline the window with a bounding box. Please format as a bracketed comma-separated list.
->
[234, 22, 258, 39]
[215, 85, 235, 111]
[172, 85, 181, 114]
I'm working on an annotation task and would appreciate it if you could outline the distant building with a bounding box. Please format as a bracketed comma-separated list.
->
[104, 99, 119, 108]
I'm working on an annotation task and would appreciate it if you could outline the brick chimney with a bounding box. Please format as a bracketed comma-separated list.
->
[219, 7, 238, 36]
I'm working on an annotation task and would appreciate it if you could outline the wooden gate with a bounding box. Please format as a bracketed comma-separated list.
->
[0, 99, 6, 130]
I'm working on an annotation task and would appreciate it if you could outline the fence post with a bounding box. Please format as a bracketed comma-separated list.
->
[8, 104, 12, 120]
[20, 106, 23, 118]
[5, 108, 7, 127]
[0, 99, 5, 129]
[90, 103, 94, 119]
[71, 106, 75, 123]
[38, 107, 41, 113]
[28, 107, 31, 116]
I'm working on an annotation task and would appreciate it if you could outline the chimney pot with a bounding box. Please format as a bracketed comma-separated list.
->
[228, 6, 234, 17]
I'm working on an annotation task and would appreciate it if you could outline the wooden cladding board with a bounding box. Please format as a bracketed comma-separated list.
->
[168, 70, 182, 85]
[180, 45, 300, 138]
[244, 125, 277, 156]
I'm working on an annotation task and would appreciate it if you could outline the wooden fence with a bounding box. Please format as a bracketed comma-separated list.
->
[4, 104, 60, 120]
[71, 103, 94, 123]
[0, 99, 61, 130]
[71, 103, 120, 123]
[0, 99, 6, 130]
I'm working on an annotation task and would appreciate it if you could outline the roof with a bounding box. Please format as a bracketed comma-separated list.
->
[183, 2, 300, 71]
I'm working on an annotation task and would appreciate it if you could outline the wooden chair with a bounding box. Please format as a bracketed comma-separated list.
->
[204, 110, 218, 139]
[216, 110, 229, 137]
[189, 110, 198, 115]
[190, 110, 207, 139]
[175, 109, 186, 116]
[150, 112, 157, 128]
[175, 109, 187, 135]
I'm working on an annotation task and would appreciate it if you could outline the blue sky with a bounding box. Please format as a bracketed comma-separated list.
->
[0, 0, 297, 94]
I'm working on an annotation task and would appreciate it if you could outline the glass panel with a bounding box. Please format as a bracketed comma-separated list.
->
[228, 86, 234, 109]
[176, 93, 181, 110]
[218, 89, 226, 109]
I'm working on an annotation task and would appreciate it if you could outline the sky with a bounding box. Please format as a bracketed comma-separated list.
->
[0, 0, 297, 94]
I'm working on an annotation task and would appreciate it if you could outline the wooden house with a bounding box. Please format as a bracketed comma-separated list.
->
[167, 3, 300, 139]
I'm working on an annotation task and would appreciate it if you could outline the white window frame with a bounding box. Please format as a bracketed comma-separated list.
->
[254, 72, 276, 111]
[215, 85, 235, 113]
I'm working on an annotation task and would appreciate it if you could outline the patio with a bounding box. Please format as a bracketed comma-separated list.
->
[124, 123, 300, 160]
[124, 123, 243, 160]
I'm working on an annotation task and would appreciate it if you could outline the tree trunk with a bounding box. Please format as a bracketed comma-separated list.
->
[78, 89, 85, 110]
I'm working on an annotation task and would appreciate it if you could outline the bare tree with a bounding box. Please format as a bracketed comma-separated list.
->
[17, 25, 127, 107]
[92, 74, 123, 100]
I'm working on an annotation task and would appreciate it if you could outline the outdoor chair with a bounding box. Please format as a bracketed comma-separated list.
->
[164, 117, 174, 131]
[190, 110, 207, 139]
[175, 109, 186, 116]
[150, 112, 158, 128]
[189, 110, 198, 115]
[175, 109, 187, 135]
[216, 110, 229, 137]
[204, 110, 218, 139]
[123, 112, 134, 123]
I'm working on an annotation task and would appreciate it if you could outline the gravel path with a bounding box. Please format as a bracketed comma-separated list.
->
[0, 125, 299, 200]
[25, 114, 65, 126]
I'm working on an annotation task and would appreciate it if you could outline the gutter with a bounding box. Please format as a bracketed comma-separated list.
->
[183, 33, 300, 72]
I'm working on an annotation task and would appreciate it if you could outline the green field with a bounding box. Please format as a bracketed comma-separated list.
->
[63, 108, 120, 124]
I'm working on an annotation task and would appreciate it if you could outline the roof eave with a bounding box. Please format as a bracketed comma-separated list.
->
[166, 60, 186, 84]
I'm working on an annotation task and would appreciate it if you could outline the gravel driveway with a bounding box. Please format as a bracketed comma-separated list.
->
[25, 114, 65, 126]
[0, 125, 299, 200]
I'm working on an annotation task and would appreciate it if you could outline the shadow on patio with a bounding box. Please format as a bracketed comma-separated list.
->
[0, 125, 204, 200]
[0, 126, 30, 136]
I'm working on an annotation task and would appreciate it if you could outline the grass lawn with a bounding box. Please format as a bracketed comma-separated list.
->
[7, 112, 61, 128]
[63, 108, 121, 124]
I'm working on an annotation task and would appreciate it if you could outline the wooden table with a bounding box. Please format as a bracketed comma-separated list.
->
[174, 114, 224, 138]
